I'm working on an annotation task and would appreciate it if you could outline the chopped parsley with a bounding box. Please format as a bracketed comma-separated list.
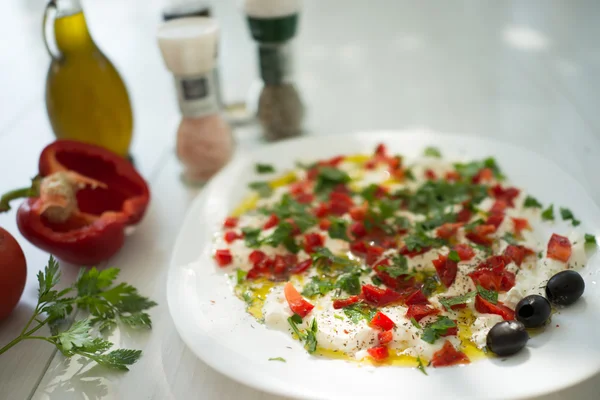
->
[342, 302, 377, 324]
[236, 269, 247, 284]
[447, 250, 460, 262]
[421, 316, 456, 344]
[360, 184, 380, 202]
[314, 167, 350, 194]
[287, 315, 318, 353]
[477, 285, 498, 304]
[268, 357, 286, 362]
[421, 275, 440, 296]
[311, 247, 353, 268]
[541, 204, 555, 221]
[560, 207, 581, 226]
[501, 232, 518, 245]
[404, 168, 415, 181]
[439, 291, 476, 311]
[335, 273, 362, 295]
[255, 163, 275, 174]
[404, 228, 446, 252]
[371, 275, 383, 286]
[523, 195, 542, 208]
[302, 277, 334, 297]
[585, 234, 597, 245]
[328, 218, 350, 241]
[410, 317, 421, 329]
[242, 292, 253, 305]
[416, 356, 428, 375]
[262, 194, 317, 232]
[248, 181, 272, 198]
[262, 222, 300, 253]
[379, 255, 415, 279]
[423, 146, 442, 158]
[453, 157, 504, 181]
[241, 227, 261, 248]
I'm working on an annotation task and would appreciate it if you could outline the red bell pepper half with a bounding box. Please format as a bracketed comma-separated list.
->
[0, 140, 150, 265]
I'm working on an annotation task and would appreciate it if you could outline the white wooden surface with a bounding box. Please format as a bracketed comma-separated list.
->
[0, 0, 599, 399]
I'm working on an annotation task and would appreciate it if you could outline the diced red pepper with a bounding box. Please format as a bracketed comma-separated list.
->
[399, 245, 430, 258]
[456, 206, 472, 223]
[362, 284, 403, 307]
[223, 217, 238, 228]
[425, 169, 437, 180]
[436, 223, 463, 239]
[284, 282, 314, 318]
[512, 217, 530, 236]
[431, 340, 470, 367]
[329, 192, 354, 216]
[469, 263, 516, 292]
[295, 192, 315, 204]
[350, 221, 367, 239]
[303, 233, 324, 254]
[374, 143, 387, 157]
[283, 254, 298, 267]
[432, 254, 458, 288]
[332, 296, 361, 309]
[224, 231, 242, 243]
[374, 267, 417, 292]
[378, 330, 393, 345]
[503, 245, 534, 267]
[321, 155, 345, 167]
[474, 295, 515, 321]
[490, 185, 520, 207]
[249, 250, 266, 265]
[466, 224, 496, 246]
[405, 304, 439, 322]
[405, 289, 429, 305]
[214, 249, 233, 267]
[263, 214, 279, 230]
[370, 311, 395, 331]
[349, 205, 367, 221]
[365, 245, 385, 266]
[454, 244, 475, 261]
[289, 258, 312, 274]
[486, 213, 505, 229]
[547, 233, 571, 262]
[318, 219, 331, 230]
[489, 199, 507, 215]
[273, 255, 287, 275]
[365, 159, 377, 170]
[314, 203, 330, 218]
[367, 345, 389, 361]
[445, 171, 460, 181]
[350, 240, 368, 256]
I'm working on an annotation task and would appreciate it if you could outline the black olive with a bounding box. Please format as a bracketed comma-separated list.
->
[515, 295, 552, 328]
[486, 321, 528, 356]
[545, 270, 585, 306]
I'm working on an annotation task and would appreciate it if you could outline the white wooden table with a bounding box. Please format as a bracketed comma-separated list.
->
[1, 1, 599, 399]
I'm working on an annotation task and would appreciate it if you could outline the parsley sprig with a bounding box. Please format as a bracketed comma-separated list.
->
[0, 256, 155, 370]
[287, 314, 318, 353]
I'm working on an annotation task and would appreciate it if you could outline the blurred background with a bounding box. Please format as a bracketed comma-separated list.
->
[1, 0, 599, 200]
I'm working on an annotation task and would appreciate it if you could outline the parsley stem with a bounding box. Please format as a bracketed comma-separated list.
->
[19, 306, 40, 337]
[0, 316, 49, 355]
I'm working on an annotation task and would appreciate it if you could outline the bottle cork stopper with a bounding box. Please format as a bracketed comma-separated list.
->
[157, 17, 219, 76]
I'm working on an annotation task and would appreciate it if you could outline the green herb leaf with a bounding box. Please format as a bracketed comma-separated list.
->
[523, 195, 542, 208]
[421, 275, 440, 296]
[439, 291, 477, 311]
[454, 157, 504, 181]
[242, 292, 253, 305]
[416, 356, 428, 375]
[380, 255, 415, 279]
[420, 316, 456, 344]
[241, 227, 262, 248]
[311, 247, 353, 268]
[477, 285, 498, 304]
[404, 168, 415, 181]
[342, 303, 377, 324]
[315, 167, 350, 194]
[371, 275, 383, 286]
[249, 181, 273, 198]
[424, 146, 441, 158]
[236, 269, 247, 284]
[404, 228, 446, 252]
[585, 234, 597, 245]
[268, 357, 286, 362]
[336, 273, 361, 295]
[305, 319, 318, 353]
[328, 218, 350, 241]
[255, 163, 275, 174]
[55, 319, 95, 352]
[92, 349, 142, 371]
[501, 232, 518, 245]
[448, 250, 460, 263]
[541, 204, 555, 221]
[560, 207, 581, 226]
[360, 184, 380, 202]
[410, 317, 422, 329]
[302, 277, 335, 297]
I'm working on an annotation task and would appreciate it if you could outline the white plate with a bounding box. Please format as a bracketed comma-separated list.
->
[167, 130, 600, 400]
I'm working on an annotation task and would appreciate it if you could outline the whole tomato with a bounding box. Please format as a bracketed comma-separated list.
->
[0, 227, 27, 320]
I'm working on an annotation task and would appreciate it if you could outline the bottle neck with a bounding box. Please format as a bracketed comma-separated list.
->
[258, 43, 293, 85]
[52, 0, 94, 54]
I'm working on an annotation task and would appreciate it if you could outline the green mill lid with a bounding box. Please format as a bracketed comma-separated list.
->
[244, 0, 301, 43]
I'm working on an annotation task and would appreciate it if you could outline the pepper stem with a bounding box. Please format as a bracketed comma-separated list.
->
[0, 176, 41, 213]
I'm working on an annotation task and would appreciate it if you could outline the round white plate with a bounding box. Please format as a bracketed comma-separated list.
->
[167, 130, 600, 400]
